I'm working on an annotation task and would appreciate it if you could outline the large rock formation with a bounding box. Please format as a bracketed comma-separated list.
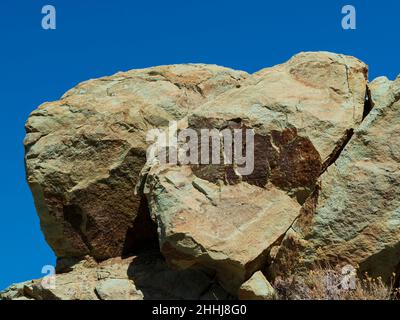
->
[269, 75, 400, 284]
[141, 52, 368, 294]
[2, 51, 399, 300]
[24, 64, 247, 261]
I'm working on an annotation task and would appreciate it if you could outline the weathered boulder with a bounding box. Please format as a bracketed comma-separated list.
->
[141, 52, 368, 294]
[239, 271, 276, 300]
[270, 75, 400, 284]
[19, 51, 398, 300]
[24, 65, 247, 261]
[0, 252, 230, 300]
[144, 165, 301, 293]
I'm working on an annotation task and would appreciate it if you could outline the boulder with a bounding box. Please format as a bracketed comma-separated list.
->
[142, 52, 368, 294]
[144, 165, 301, 293]
[270, 75, 400, 283]
[19, 51, 399, 300]
[239, 271, 276, 300]
[24, 65, 247, 261]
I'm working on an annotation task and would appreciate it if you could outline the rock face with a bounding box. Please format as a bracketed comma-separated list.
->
[270, 76, 400, 283]
[191, 52, 368, 163]
[143, 165, 302, 293]
[24, 65, 247, 261]
[3, 51, 399, 300]
[141, 52, 368, 294]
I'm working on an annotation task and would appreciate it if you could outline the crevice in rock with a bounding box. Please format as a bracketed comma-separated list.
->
[94, 288, 103, 300]
[269, 86, 372, 269]
[320, 129, 354, 175]
[318, 85, 373, 175]
[264, 183, 321, 281]
[363, 85, 373, 120]
[121, 196, 159, 258]
[226, 118, 242, 125]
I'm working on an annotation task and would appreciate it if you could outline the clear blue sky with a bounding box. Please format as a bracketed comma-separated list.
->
[0, 0, 399, 291]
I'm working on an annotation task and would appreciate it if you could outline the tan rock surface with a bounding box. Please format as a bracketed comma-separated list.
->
[239, 271, 276, 300]
[0, 253, 230, 300]
[142, 52, 368, 294]
[270, 76, 400, 283]
[191, 51, 368, 163]
[24, 64, 247, 260]
[144, 165, 301, 293]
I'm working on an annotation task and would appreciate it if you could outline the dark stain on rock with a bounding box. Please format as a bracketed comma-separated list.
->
[63, 204, 93, 253]
[189, 120, 322, 199]
[63, 204, 84, 232]
[269, 128, 322, 191]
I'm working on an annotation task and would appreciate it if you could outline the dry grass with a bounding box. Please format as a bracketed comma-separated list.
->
[273, 266, 399, 300]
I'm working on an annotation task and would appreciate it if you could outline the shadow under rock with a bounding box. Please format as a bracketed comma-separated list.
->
[127, 252, 232, 300]
[122, 196, 159, 257]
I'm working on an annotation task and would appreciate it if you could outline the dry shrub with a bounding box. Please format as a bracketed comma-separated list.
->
[273, 266, 399, 300]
